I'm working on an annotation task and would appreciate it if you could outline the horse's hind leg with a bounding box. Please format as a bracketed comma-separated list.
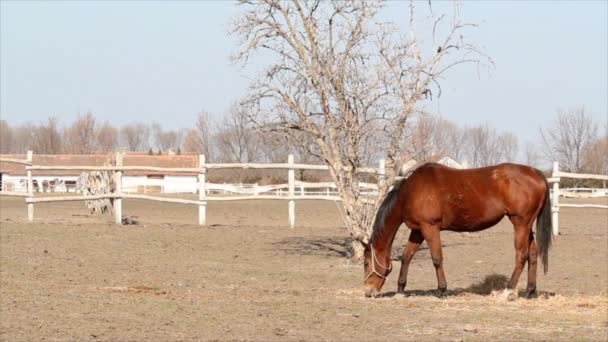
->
[524, 231, 538, 298]
[397, 229, 424, 293]
[507, 219, 532, 293]
[420, 224, 447, 296]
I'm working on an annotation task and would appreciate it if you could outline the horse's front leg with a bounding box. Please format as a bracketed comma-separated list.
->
[420, 224, 447, 296]
[397, 229, 423, 293]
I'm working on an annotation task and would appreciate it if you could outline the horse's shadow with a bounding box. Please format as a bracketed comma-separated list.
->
[274, 236, 466, 260]
[382, 273, 555, 298]
[273, 235, 350, 258]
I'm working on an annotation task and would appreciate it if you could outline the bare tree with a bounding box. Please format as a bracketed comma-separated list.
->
[498, 132, 518, 162]
[540, 107, 598, 172]
[215, 103, 259, 162]
[31, 117, 63, 154]
[9, 124, 35, 154]
[0, 120, 12, 153]
[97, 121, 119, 152]
[182, 111, 213, 157]
[151, 122, 183, 152]
[524, 143, 542, 169]
[120, 122, 149, 152]
[64, 112, 97, 154]
[582, 131, 608, 176]
[258, 131, 292, 163]
[462, 125, 517, 167]
[405, 113, 465, 162]
[231, 0, 489, 258]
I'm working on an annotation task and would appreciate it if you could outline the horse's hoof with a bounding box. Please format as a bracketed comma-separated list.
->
[523, 289, 537, 299]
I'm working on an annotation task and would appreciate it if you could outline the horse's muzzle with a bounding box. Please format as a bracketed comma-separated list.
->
[364, 287, 381, 298]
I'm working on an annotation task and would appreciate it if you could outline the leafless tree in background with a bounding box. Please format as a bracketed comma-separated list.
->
[405, 113, 465, 162]
[215, 103, 259, 163]
[31, 117, 63, 154]
[0, 120, 12, 153]
[64, 112, 97, 154]
[581, 123, 608, 176]
[525, 143, 542, 169]
[182, 111, 213, 158]
[462, 125, 518, 167]
[151, 122, 183, 153]
[540, 107, 598, 172]
[463, 125, 492, 167]
[97, 121, 119, 152]
[498, 131, 518, 163]
[231, 0, 489, 258]
[120, 122, 149, 152]
[258, 131, 291, 163]
[8, 124, 34, 154]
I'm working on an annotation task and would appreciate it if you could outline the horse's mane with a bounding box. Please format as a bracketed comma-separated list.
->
[370, 163, 431, 243]
[370, 177, 404, 243]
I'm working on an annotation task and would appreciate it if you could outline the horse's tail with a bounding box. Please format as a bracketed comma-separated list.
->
[535, 171, 553, 274]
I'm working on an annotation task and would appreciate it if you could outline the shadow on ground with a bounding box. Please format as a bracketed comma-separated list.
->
[382, 273, 557, 299]
[273, 236, 351, 258]
[275, 236, 480, 261]
[381, 273, 509, 298]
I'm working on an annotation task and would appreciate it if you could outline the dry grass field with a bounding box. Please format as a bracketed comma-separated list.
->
[1, 195, 607, 341]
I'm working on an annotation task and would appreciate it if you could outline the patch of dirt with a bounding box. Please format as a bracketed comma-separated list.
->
[1, 196, 606, 341]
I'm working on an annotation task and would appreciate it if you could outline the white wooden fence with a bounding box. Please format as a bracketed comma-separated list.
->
[0, 151, 385, 228]
[2, 153, 606, 233]
[548, 161, 608, 235]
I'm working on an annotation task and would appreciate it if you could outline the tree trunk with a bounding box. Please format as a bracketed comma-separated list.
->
[350, 240, 366, 261]
[332, 171, 376, 261]
[77, 171, 114, 215]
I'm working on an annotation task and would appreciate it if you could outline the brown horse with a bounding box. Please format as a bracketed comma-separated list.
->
[363, 162, 552, 298]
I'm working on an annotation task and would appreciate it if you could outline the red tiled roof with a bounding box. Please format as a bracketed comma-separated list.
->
[0, 153, 199, 176]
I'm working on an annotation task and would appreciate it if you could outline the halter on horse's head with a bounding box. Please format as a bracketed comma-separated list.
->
[363, 243, 393, 297]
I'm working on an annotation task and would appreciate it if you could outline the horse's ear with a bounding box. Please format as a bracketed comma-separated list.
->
[361, 241, 369, 249]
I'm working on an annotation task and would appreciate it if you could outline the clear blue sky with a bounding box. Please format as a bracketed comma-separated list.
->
[1, 0, 607, 149]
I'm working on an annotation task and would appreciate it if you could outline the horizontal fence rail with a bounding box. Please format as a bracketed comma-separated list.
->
[3, 151, 386, 227]
[0, 191, 30, 197]
[26, 164, 381, 174]
[553, 171, 608, 181]
[0, 157, 31, 165]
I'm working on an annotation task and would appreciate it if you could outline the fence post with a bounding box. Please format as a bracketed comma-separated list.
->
[300, 183, 304, 196]
[199, 155, 206, 225]
[26, 150, 34, 222]
[551, 161, 560, 236]
[114, 152, 123, 225]
[288, 154, 295, 228]
[378, 159, 386, 191]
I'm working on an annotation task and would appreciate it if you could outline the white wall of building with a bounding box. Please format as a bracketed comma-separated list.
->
[122, 175, 197, 194]
[1, 175, 78, 192]
[1, 174, 198, 194]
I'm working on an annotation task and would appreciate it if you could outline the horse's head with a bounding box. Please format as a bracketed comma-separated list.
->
[363, 242, 392, 298]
